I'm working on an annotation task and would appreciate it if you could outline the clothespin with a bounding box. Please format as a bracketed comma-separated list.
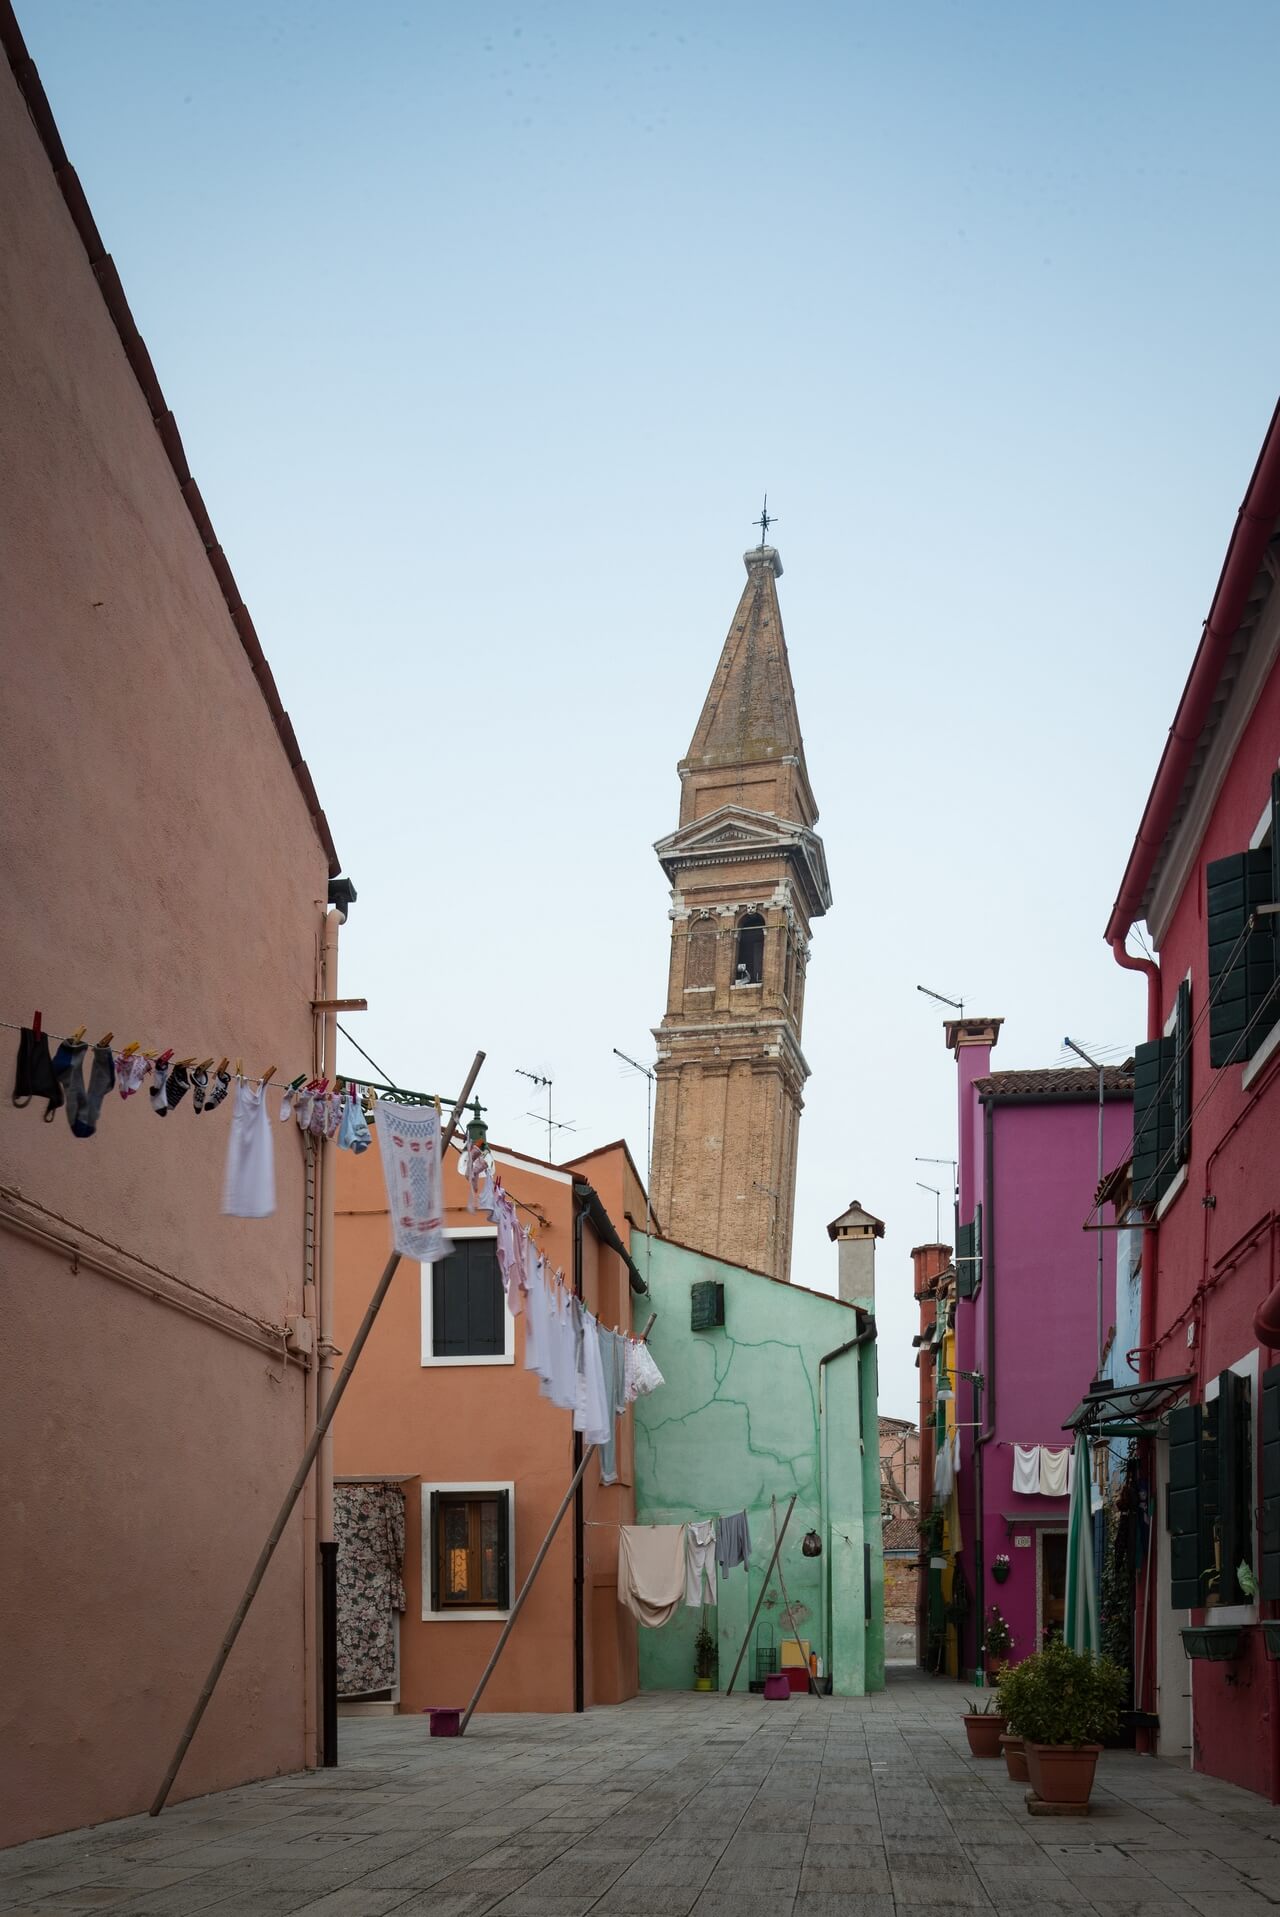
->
[70, 1026, 87, 1043]
[434, 1094, 442, 1116]
[95, 1030, 114, 1049]
[121, 1041, 141, 1057]
[288, 1073, 307, 1091]
[156, 1048, 174, 1068]
[260, 1065, 277, 1086]
[216, 1057, 229, 1076]
[234, 1057, 243, 1078]
[314, 1077, 329, 1094]
[194, 1058, 213, 1073]
[174, 1057, 196, 1069]
[31, 1011, 41, 1039]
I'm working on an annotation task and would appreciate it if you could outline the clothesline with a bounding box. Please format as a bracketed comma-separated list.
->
[4, 1012, 478, 1121]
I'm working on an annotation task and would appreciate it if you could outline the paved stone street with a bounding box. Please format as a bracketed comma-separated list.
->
[3, 1671, 1280, 1916]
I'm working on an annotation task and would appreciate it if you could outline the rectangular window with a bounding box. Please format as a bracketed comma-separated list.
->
[1206, 770, 1280, 1068]
[1132, 984, 1191, 1211]
[1166, 1373, 1254, 1611]
[424, 1484, 512, 1618]
[421, 1231, 512, 1366]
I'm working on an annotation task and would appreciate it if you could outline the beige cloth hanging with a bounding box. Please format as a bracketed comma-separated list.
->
[618, 1524, 687, 1627]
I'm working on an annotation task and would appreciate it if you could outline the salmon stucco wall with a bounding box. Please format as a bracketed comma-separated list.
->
[0, 46, 332, 1843]
[631, 1235, 883, 1696]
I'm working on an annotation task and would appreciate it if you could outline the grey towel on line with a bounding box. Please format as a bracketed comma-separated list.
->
[715, 1510, 751, 1574]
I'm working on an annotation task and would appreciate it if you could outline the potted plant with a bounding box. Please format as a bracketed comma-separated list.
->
[991, 1551, 1011, 1585]
[984, 1604, 1014, 1680]
[961, 1693, 1006, 1758]
[1009, 1637, 1126, 1808]
[694, 1624, 717, 1692]
[995, 1659, 1030, 1782]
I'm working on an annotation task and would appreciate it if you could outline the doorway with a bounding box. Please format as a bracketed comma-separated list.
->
[1039, 1530, 1067, 1645]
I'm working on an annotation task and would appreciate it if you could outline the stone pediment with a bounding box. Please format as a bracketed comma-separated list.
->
[654, 804, 831, 917]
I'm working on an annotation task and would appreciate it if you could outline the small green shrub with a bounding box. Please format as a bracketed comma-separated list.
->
[998, 1637, 1125, 1747]
[694, 1626, 717, 1679]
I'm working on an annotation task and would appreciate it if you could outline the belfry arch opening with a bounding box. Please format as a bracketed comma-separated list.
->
[734, 913, 765, 986]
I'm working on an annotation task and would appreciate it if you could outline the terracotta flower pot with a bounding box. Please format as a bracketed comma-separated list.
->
[1023, 1741, 1102, 1806]
[986, 1656, 1007, 1681]
[963, 1712, 1006, 1758]
[999, 1733, 1029, 1783]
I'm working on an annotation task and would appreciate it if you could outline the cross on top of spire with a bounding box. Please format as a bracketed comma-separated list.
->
[753, 495, 777, 548]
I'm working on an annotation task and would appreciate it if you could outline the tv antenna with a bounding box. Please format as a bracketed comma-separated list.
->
[515, 1068, 567, 1162]
[916, 983, 964, 1014]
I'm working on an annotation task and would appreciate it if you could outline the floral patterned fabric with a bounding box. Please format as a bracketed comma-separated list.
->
[334, 1482, 406, 1697]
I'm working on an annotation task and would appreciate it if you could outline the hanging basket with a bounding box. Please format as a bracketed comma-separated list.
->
[991, 1562, 1010, 1585]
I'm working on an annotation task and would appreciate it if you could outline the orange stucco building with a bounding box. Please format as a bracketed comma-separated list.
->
[332, 1135, 652, 1715]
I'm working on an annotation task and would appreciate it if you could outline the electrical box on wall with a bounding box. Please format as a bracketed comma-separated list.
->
[690, 1281, 725, 1331]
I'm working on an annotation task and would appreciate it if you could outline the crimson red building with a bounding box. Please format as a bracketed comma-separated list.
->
[1103, 398, 1280, 1799]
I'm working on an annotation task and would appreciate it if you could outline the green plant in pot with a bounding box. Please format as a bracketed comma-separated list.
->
[1005, 1637, 1125, 1808]
[983, 1604, 1013, 1679]
[694, 1623, 717, 1692]
[961, 1691, 1006, 1759]
[995, 1658, 1031, 1782]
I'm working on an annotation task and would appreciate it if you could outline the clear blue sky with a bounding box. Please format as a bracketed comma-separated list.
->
[24, 1, 1279, 1418]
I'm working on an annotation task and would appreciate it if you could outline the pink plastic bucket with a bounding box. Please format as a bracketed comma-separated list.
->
[762, 1673, 790, 1701]
[426, 1707, 462, 1737]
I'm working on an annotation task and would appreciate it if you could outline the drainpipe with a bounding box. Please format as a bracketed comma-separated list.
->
[1110, 935, 1162, 1749]
[572, 1197, 586, 1714]
[973, 1098, 997, 1682]
[318, 906, 341, 1761]
[818, 1314, 877, 1688]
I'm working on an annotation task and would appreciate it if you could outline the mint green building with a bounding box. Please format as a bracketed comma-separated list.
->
[632, 1214, 885, 1697]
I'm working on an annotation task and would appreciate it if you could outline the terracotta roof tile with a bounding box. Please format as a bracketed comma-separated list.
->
[973, 1066, 1134, 1098]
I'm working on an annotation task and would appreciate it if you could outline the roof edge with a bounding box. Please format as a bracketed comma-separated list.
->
[0, 4, 341, 878]
[1104, 398, 1280, 947]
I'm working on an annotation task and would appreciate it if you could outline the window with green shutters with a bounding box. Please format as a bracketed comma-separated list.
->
[1132, 986, 1191, 1210]
[1166, 1376, 1253, 1610]
[1206, 771, 1280, 1067]
[955, 1220, 975, 1299]
[1262, 1363, 1280, 1602]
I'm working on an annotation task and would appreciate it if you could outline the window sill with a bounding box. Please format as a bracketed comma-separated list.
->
[421, 1351, 514, 1368]
[423, 1605, 512, 1623]
[1242, 1017, 1280, 1090]
[1155, 1163, 1188, 1222]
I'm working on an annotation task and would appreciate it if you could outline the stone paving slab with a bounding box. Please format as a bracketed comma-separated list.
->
[3, 1672, 1280, 1914]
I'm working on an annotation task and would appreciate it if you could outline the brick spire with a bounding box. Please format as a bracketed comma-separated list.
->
[679, 547, 816, 830]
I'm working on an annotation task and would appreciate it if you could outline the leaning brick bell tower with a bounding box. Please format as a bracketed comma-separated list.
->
[649, 538, 831, 1283]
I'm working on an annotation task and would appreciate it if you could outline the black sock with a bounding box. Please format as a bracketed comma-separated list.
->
[203, 1069, 231, 1114]
[52, 1040, 88, 1134]
[165, 1063, 192, 1112]
[13, 1028, 64, 1122]
[72, 1045, 116, 1139]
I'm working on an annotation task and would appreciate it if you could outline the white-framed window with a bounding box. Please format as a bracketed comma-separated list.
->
[422, 1481, 514, 1621]
[420, 1227, 513, 1367]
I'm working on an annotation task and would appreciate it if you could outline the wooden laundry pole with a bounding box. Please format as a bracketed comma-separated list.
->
[770, 1493, 822, 1700]
[459, 1309, 658, 1735]
[149, 1051, 486, 1817]
[725, 1492, 798, 1696]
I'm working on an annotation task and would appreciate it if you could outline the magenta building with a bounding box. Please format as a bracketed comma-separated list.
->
[944, 1019, 1133, 1680]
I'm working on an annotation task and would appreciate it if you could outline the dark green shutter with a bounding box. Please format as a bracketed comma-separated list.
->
[1206, 849, 1278, 1067]
[972, 1203, 983, 1298]
[433, 1241, 504, 1356]
[1216, 1371, 1249, 1606]
[1261, 1363, 1280, 1601]
[429, 1490, 440, 1611]
[1172, 979, 1192, 1167]
[495, 1488, 511, 1609]
[1132, 1036, 1176, 1208]
[690, 1280, 725, 1330]
[1166, 1402, 1203, 1608]
[955, 1221, 975, 1299]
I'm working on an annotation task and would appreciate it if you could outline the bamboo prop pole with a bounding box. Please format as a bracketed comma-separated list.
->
[770, 1493, 822, 1700]
[459, 1309, 658, 1735]
[149, 1051, 486, 1816]
[725, 1492, 798, 1696]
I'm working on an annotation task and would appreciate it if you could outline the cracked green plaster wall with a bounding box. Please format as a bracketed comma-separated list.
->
[632, 1234, 884, 1697]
